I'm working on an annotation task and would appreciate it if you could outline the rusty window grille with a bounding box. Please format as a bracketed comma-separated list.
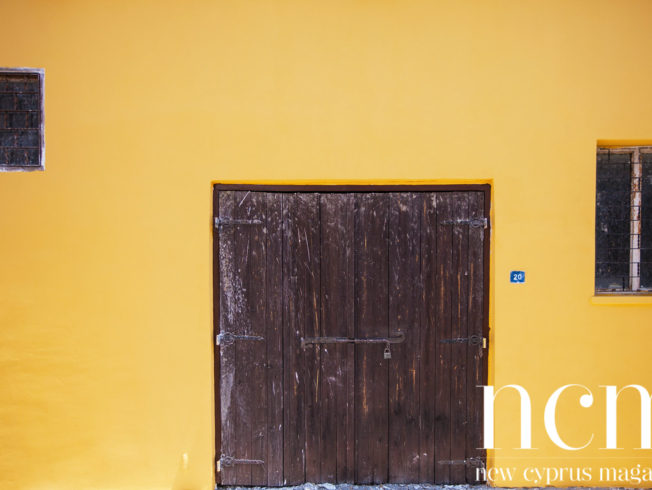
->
[595, 146, 652, 293]
[0, 68, 44, 170]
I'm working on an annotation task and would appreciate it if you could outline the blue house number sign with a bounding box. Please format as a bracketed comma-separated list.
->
[510, 271, 525, 283]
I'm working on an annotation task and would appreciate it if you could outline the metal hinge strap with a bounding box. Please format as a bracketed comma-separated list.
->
[216, 332, 265, 346]
[214, 217, 263, 229]
[219, 455, 265, 467]
[440, 335, 486, 348]
[441, 217, 488, 228]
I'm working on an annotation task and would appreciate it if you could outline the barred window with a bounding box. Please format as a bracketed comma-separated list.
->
[595, 147, 652, 293]
[0, 68, 44, 170]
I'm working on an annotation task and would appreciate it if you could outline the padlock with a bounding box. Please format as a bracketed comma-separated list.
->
[383, 345, 391, 360]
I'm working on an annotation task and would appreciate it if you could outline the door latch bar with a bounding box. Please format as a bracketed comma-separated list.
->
[440, 334, 486, 347]
[216, 332, 265, 346]
[440, 217, 488, 228]
[301, 331, 405, 348]
[214, 217, 263, 229]
[438, 457, 484, 467]
[218, 455, 265, 468]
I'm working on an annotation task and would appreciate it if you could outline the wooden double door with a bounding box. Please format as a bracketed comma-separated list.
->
[214, 186, 489, 486]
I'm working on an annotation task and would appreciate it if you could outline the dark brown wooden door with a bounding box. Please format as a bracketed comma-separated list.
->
[214, 188, 489, 486]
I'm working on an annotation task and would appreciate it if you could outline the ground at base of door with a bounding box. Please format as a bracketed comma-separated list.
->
[220, 485, 627, 490]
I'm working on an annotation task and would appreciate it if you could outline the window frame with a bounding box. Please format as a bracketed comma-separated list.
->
[0, 67, 45, 172]
[595, 146, 652, 295]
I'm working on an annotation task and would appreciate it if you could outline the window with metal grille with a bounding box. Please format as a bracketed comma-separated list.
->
[0, 68, 44, 170]
[595, 146, 652, 293]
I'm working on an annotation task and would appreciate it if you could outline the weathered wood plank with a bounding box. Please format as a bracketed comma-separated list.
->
[218, 191, 238, 485]
[282, 194, 306, 485]
[265, 193, 284, 486]
[419, 193, 437, 483]
[232, 191, 267, 484]
[354, 193, 389, 484]
[213, 189, 222, 486]
[245, 192, 269, 485]
[466, 191, 486, 484]
[300, 194, 322, 483]
[449, 192, 469, 484]
[434, 192, 453, 484]
[320, 193, 355, 483]
[388, 193, 422, 483]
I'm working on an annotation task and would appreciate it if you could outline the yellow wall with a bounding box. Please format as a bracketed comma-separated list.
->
[2, 1, 652, 488]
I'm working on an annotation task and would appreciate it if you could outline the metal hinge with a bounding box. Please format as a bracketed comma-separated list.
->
[218, 455, 265, 467]
[216, 332, 265, 346]
[439, 457, 484, 467]
[440, 335, 486, 348]
[441, 217, 488, 228]
[214, 217, 263, 229]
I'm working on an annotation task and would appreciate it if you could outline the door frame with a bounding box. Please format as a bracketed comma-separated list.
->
[212, 183, 491, 485]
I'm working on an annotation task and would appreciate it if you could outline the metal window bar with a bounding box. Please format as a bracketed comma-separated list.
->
[631, 148, 642, 291]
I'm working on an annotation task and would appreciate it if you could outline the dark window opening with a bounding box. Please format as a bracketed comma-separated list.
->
[0, 68, 44, 170]
[595, 147, 652, 293]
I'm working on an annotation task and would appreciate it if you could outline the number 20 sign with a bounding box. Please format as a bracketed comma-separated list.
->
[510, 271, 525, 283]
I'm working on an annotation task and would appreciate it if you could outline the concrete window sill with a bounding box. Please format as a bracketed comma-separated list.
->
[591, 295, 652, 305]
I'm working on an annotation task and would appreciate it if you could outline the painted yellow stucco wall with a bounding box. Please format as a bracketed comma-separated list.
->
[2, 1, 652, 488]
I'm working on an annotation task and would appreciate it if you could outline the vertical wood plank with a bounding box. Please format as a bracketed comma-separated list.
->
[282, 193, 305, 485]
[434, 192, 453, 484]
[248, 192, 269, 485]
[449, 192, 469, 484]
[233, 191, 252, 485]
[466, 191, 486, 484]
[218, 191, 238, 485]
[320, 194, 355, 483]
[419, 193, 437, 482]
[266, 193, 284, 486]
[301, 194, 322, 483]
[354, 193, 389, 484]
[232, 191, 267, 484]
[388, 193, 422, 483]
[213, 189, 222, 486]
